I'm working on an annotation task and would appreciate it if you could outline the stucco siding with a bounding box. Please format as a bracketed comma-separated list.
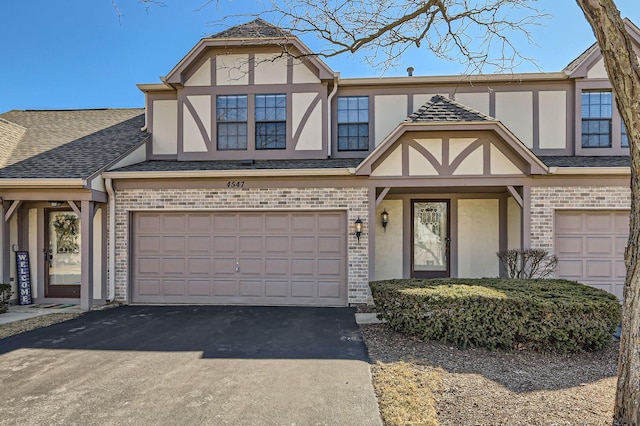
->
[254, 53, 288, 85]
[495, 91, 534, 148]
[490, 145, 522, 175]
[183, 96, 210, 152]
[413, 94, 436, 110]
[114, 187, 370, 304]
[292, 93, 323, 151]
[185, 59, 211, 86]
[455, 92, 490, 116]
[458, 199, 500, 277]
[538, 91, 567, 149]
[370, 145, 403, 176]
[216, 54, 249, 85]
[292, 60, 320, 84]
[152, 100, 178, 155]
[587, 58, 608, 79]
[374, 95, 408, 146]
[374, 200, 403, 280]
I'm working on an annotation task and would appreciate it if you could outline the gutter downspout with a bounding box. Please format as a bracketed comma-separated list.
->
[105, 178, 116, 302]
[327, 74, 339, 158]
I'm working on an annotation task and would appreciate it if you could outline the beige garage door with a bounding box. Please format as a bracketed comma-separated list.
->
[555, 210, 629, 300]
[131, 211, 347, 306]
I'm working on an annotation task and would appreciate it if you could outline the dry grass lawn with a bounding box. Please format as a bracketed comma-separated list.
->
[371, 361, 444, 426]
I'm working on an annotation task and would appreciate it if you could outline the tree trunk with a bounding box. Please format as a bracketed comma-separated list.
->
[576, 1, 640, 425]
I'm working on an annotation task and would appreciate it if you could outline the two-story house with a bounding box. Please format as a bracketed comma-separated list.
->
[1, 19, 637, 310]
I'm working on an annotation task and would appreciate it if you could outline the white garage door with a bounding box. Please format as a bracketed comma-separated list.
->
[555, 210, 629, 300]
[131, 211, 347, 306]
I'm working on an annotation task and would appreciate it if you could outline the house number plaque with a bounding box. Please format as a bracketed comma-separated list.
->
[16, 251, 33, 305]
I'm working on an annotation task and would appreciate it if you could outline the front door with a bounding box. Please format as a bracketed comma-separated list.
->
[412, 200, 450, 278]
[45, 209, 81, 298]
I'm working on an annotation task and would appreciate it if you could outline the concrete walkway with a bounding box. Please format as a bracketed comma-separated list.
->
[0, 304, 82, 324]
[0, 305, 382, 426]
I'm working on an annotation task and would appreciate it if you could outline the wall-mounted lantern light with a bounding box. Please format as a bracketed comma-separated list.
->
[49, 201, 63, 207]
[354, 217, 363, 242]
[381, 209, 389, 231]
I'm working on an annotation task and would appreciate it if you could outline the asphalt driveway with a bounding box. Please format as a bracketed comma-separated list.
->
[0, 306, 381, 425]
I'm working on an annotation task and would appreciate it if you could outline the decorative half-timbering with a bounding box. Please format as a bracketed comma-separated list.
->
[1, 18, 639, 310]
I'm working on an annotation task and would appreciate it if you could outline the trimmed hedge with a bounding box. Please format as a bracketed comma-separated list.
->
[370, 278, 621, 352]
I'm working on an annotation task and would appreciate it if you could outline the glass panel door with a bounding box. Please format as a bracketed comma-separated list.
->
[412, 201, 450, 278]
[45, 209, 81, 298]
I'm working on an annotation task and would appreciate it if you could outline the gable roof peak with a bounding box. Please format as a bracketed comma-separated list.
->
[407, 94, 493, 123]
[210, 18, 292, 40]
[564, 17, 640, 76]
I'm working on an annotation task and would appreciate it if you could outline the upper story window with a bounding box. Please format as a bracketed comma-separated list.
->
[255, 94, 286, 150]
[217, 95, 248, 150]
[581, 91, 612, 148]
[622, 121, 629, 148]
[337, 96, 369, 151]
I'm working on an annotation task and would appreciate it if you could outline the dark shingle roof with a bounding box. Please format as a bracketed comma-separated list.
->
[0, 109, 147, 179]
[407, 95, 492, 123]
[111, 158, 362, 173]
[539, 156, 630, 168]
[210, 19, 291, 39]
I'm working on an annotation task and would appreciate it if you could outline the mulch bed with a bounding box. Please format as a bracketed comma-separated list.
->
[361, 323, 619, 425]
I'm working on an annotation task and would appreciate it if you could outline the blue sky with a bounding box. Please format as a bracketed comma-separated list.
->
[1, 0, 638, 112]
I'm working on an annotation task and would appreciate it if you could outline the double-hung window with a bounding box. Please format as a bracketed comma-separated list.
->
[337, 96, 369, 151]
[255, 94, 286, 150]
[581, 91, 612, 148]
[217, 95, 248, 150]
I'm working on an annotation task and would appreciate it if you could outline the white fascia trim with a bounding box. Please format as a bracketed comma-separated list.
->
[137, 83, 176, 93]
[0, 179, 86, 188]
[341, 72, 568, 86]
[548, 167, 631, 175]
[103, 168, 356, 179]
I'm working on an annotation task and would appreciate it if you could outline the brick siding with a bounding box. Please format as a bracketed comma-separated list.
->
[530, 185, 631, 252]
[113, 187, 370, 304]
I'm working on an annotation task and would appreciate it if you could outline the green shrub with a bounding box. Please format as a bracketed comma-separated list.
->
[0, 283, 11, 314]
[370, 278, 621, 353]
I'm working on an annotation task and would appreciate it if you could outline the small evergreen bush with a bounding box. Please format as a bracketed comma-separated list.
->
[0, 283, 12, 314]
[370, 278, 621, 352]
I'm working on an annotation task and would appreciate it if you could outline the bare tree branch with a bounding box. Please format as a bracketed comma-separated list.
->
[212, 0, 548, 74]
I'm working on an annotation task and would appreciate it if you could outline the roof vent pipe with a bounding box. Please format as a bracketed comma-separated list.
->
[407, 67, 414, 77]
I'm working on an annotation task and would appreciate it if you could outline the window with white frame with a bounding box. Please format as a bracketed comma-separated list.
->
[255, 94, 286, 150]
[216, 95, 248, 150]
[337, 96, 369, 151]
[581, 91, 612, 148]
